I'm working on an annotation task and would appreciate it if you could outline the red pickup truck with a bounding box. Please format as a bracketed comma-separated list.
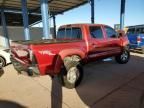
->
[10, 24, 130, 89]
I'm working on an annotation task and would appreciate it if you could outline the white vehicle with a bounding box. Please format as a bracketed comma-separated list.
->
[0, 48, 11, 67]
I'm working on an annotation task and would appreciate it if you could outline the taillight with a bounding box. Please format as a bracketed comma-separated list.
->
[137, 36, 142, 43]
[31, 55, 38, 64]
[28, 50, 37, 64]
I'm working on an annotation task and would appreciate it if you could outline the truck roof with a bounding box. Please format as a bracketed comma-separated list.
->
[59, 23, 108, 28]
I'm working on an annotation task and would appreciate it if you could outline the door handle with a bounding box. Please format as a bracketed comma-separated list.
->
[92, 43, 96, 46]
[91, 43, 97, 48]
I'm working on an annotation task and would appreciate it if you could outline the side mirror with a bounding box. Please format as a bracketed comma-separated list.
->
[119, 33, 123, 37]
[117, 30, 125, 38]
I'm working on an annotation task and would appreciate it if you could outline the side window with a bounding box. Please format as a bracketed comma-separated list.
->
[57, 28, 65, 38]
[89, 26, 103, 39]
[105, 26, 118, 38]
[65, 28, 72, 38]
[71, 28, 82, 39]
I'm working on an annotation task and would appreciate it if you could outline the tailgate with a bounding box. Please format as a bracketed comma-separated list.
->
[127, 34, 138, 44]
[140, 34, 144, 43]
[10, 42, 31, 65]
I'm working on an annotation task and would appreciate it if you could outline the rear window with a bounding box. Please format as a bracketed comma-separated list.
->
[57, 27, 82, 39]
[127, 27, 144, 34]
[127, 28, 135, 34]
[71, 28, 82, 39]
[57, 28, 65, 38]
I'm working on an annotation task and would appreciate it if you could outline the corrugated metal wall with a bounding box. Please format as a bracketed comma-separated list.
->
[0, 26, 43, 47]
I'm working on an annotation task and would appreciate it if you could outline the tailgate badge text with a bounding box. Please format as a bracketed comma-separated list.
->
[39, 50, 55, 55]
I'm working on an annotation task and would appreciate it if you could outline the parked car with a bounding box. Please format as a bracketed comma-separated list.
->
[0, 48, 11, 67]
[10, 24, 130, 89]
[127, 25, 144, 53]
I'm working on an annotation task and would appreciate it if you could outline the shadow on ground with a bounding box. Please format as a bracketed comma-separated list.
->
[0, 68, 4, 77]
[130, 49, 143, 54]
[51, 77, 62, 108]
[0, 100, 26, 108]
[75, 55, 144, 108]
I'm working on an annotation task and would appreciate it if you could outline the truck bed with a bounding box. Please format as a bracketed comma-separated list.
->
[12, 39, 80, 45]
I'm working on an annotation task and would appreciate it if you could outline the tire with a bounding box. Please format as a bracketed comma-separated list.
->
[58, 56, 83, 89]
[115, 49, 130, 64]
[0, 56, 6, 67]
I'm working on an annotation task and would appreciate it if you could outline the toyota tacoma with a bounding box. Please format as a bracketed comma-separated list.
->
[10, 24, 130, 89]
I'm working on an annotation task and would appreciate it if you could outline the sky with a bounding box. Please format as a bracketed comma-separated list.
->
[35, 0, 144, 28]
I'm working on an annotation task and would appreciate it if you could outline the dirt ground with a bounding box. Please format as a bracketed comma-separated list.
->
[0, 52, 144, 108]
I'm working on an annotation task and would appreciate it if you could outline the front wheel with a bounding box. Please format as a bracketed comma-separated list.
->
[58, 56, 83, 89]
[115, 50, 130, 64]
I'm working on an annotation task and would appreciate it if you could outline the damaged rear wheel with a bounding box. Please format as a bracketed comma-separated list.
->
[58, 56, 83, 89]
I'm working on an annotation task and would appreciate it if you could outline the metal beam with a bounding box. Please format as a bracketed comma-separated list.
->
[91, 0, 95, 24]
[56, 1, 88, 16]
[120, 0, 126, 30]
[40, 0, 51, 39]
[52, 15, 56, 38]
[0, 7, 41, 15]
[21, 0, 30, 40]
[1, 9, 10, 48]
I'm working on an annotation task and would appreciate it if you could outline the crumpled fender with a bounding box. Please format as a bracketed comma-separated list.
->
[117, 30, 129, 47]
[54, 49, 85, 74]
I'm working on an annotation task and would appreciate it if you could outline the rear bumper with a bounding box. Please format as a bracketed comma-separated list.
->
[10, 57, 40, 77]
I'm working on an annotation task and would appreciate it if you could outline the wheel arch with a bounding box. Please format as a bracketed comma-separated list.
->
[0, 55, 6, 66]
[53, 49, 85, 74]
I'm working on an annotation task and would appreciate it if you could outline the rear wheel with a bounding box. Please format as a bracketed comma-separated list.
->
[58, 56, 83, 89]
[0, 56, 6, 67]
[115, 49, 130, 64]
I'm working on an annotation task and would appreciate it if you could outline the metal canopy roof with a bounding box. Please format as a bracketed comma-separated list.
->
[0, 12, 41, 26]
[0, 0, 88, 26]
[0, 0, 88, 15]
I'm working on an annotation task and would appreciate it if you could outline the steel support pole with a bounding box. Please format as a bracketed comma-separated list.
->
[53, 15, 56, 39]
[1, 9, 10, 48]
[120, 0, 126, 30]
[21, 0, 30, 40]
[91, 0, 95, 24]
[40, 0, 51, 39]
